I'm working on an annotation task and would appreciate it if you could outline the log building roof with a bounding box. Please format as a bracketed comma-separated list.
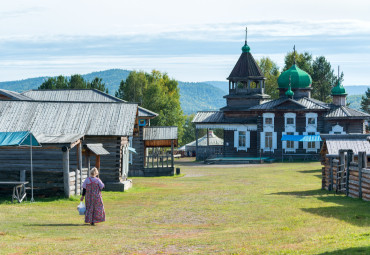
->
[143, 126, 178, 141]
[0, 89, 32, 100]
[0, 101, 138, 138]
[21, 89, 158, 118]
[321, 134, 370, 156]
[227, 52, 264, 81]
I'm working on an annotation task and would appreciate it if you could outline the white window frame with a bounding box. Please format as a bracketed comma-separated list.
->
[263, 113, 275, 129]
[329, 124, 345, 134]
[306, 112, 318, 129]
[282, 131, 299, 152]
[303, 131, 321, 152]
[260, 131, 277, 152]
[284, 113, 296, 129]
[234, 128, 250, 151]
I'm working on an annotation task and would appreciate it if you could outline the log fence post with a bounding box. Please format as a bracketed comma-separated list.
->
[329, 158, 333, 191]
[346, 150, 353, 196]
[62, 146, 70, 198]
[358, 151, 367, 199]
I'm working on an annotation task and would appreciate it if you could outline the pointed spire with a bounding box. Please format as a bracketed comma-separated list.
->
[293, 45, 296, 65]
[241, 27, 250, 53]
[245, 27, 248, 45]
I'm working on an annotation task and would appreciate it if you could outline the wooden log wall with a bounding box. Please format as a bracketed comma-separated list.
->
[0, 144, 88, 198]
[129, 128, 145, 176]
[322, 151, 370, 202]
[83, 136, 125, 184]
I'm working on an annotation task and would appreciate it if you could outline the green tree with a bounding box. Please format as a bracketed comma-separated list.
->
[311, 56, 336, 102]
[115, 70, 185, 144]
[361, 88, 370, 114]
[283, 51, 313, 75]
[257, 57, 280, 99]
[88, 77, 109, 94]
[38, 75, 108, 93]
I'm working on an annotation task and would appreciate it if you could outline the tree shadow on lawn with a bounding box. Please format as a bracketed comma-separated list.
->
[297, 169, 322, 174]
[271, 189, 370, 226]
[26, 224, 86, 227]
[319, 246, 370, 254]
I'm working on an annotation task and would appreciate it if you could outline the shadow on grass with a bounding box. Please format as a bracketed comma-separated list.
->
[271, 189, 326, 197]
[319, 246, 370, 254]
[0, 195, 77, 204]
[27, 224, 87, 227]
[298, 169, 322, 174]
[272, 189, 370, 226]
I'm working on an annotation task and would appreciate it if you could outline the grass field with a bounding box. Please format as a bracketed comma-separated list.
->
[1, 161, 370, 254]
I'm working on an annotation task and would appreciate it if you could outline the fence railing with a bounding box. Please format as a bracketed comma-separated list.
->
[145, 155, 173, 169]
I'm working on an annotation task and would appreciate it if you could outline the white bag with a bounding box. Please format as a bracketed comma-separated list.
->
[77, 202, 86, 215]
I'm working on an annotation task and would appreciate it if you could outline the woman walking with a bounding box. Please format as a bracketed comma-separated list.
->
[80, 167, 105, 225]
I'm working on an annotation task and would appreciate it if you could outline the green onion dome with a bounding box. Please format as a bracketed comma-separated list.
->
[331, 80, 347, 95]
[242, 43, 250, 53]
[285, 85, 294, 98]
[278, 64, 312, 89]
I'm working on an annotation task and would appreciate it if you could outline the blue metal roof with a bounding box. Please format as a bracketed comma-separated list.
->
[0, 131, 41, 146]
[281, 135, 322, 142]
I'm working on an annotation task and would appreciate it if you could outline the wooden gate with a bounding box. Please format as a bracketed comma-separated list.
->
[328, 149, 353, 194]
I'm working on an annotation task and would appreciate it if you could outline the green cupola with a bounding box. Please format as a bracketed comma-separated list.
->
[278, 64, 312, 89]
[331, 80, 346, 96]
[285, 83, 294, 98]
[242, 43, 250, 53]
[331, 66, 347, 106]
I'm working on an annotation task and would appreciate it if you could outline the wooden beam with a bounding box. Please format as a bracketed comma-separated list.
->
[96, 155, 100, 170]
[195, 128, 199, 160]
[78, 143, 83, 195]
[62, 147, 70, 198]
[171, 140, 174, 169]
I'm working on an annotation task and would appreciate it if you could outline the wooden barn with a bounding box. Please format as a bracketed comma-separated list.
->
[19, 89, 178, 177]
[320, 134, 370, 200]
[0, 100, 138, 197]
[192, 30, 370, 162]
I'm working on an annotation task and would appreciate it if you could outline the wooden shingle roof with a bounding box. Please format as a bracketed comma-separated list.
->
[227, 52, 264, 81]
[249, 97, 328, 111]
[325, 105, 370, 119]
[0, 101, 138, 137]
[321, 134, 370, 156]
[21, 89, 158, 118]
[143, 126, 178, 141]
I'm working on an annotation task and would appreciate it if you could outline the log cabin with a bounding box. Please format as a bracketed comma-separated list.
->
[20, 89, 177, 176]
[192, 30, 370, 162]
[0, 100, 138, 197]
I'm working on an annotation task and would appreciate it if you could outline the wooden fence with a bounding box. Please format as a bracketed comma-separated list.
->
[322, 150, 370, 201]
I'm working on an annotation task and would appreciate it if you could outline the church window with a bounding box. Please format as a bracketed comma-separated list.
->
[287, 118, 294, 125]
[308, 118, 316, 125]
[265, 132, 273, 149]
[265, 118, 273, 125]
[238, 131, 246, 147]
[307, 132, 315, 149]
[286, 132, 294, 149]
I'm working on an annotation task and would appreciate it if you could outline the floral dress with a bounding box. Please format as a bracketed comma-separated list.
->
[82, 177, 105, 224]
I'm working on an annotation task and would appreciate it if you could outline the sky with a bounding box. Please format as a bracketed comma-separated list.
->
[1, 0, 370, 84]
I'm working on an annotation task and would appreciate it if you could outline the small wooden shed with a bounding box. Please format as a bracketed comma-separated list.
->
[130, 126, 178, 177]
[0, 100, 138, 197]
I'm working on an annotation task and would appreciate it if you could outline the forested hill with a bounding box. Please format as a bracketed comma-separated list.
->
[0, 69, 225, 114]
[0, 68, 366, 114]
[178, 82, 226, 114]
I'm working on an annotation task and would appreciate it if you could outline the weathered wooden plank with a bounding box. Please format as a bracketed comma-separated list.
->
[63, 149, 70, 198]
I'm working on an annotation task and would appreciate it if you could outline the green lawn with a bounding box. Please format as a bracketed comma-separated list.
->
[1, 161, 370, 254]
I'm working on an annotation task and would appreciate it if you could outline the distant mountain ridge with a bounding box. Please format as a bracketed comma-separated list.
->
[0, 69, 366, 114]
